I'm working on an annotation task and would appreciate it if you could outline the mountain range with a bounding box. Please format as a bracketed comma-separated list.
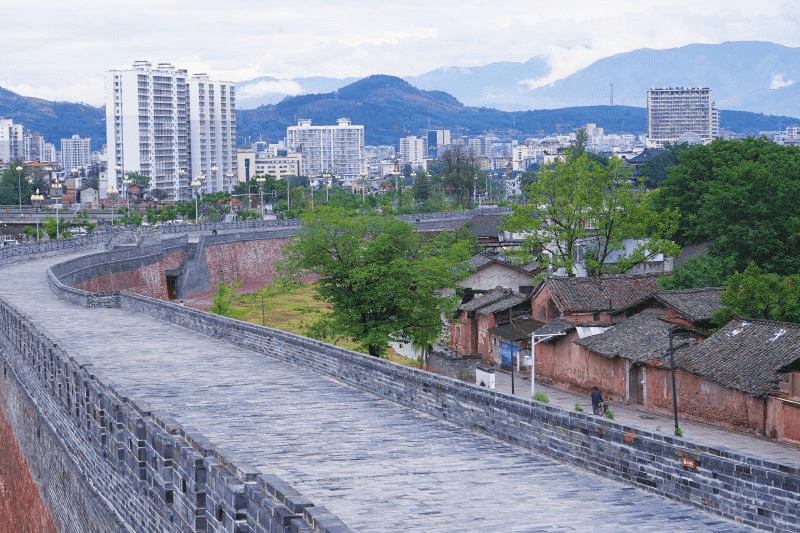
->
[237, 41, 800, 117]
[2, 41, 800, 151]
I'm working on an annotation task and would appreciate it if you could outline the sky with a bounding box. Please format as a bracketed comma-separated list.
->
[3, 0, 799, 106]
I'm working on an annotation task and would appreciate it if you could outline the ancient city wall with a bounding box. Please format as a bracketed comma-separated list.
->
[53, 274, 797, 532]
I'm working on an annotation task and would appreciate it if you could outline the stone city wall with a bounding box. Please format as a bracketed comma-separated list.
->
[0, 290, 349, 533]
[70, 277, 797, 532]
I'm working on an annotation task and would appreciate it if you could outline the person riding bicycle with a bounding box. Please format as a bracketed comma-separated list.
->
[591, 386, 604, 415]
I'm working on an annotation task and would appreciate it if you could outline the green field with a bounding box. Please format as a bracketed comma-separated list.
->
[216, 281, 417, 366]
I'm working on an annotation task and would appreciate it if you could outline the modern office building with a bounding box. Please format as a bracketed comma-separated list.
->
[286, 118, 364, 178]
[105, 61, 236, 201]
[236, 150, 303, 182]
[0, 118, 25, 163]
[398, 135, 426, 169]
[646, 87, 719, 147]
[60, 134, 92, 170]
[426, 129, 451, 158]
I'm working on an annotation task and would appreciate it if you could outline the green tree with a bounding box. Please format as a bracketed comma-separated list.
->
[505, 152, 679, 276]
[0, 162, 33, 206]
[652, 139, 800, 275]
[636, 142, 687, 188]
[282, 207, 474, 356]
[438, 145, 479, 208]
[714, 264, 800, 325]
[413, 170, 431, 203]
[125, 172, 150, 189]
[208, 278, 243, 317]
[658, 253, 735, 290]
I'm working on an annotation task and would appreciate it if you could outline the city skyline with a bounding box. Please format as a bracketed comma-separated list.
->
[2, 1, 798, 106]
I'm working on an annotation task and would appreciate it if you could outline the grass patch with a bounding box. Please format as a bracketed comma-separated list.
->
[533, 391, 550, 403]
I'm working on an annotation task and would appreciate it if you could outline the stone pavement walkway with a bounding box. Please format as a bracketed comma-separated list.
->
[0, 252, 763, 532]
[492, 369, 800, 466]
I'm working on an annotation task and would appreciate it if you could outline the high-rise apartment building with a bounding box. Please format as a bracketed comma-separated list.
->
[646, 87, 719, 147]
[0, 118, 25, 163]
[105, 61, 236, 201]
[189, 74, 237, 193]
[61, 134, 92, 170]
[398, 135, 426, 169]
[286, 118, 364, 178]
[24, 132, 46, 162]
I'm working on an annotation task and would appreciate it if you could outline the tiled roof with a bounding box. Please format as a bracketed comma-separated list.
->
[676, 318, 800, 397]
[468, 214, 504, 237]
[477, 293, 528, 316]
[490, 318, 545, 342]
[466, 253, 540, 279]
[575, 313, 673, 364]
[533, 319, 575, 338]
[656, 287, 724, 322]
[544, 274, 660, 314]
[458, 287, 515, 313]
[470, 254, 495, 268]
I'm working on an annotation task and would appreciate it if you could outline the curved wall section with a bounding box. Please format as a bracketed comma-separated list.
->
[42, 242, 800, 532]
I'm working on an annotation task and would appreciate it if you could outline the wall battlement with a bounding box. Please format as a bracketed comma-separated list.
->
[1, 220, 798, 532]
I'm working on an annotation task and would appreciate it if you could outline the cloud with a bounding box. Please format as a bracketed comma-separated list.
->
[769, 73, 795, 90]
[236, 79, 304, 99]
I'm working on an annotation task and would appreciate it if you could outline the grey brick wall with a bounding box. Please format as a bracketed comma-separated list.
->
[83, 283, 798, 532]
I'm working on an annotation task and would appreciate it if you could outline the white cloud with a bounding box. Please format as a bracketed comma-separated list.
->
[769, 73, 795, 90]
[237, 79, 305, 99]
[2, 0, 800, 106]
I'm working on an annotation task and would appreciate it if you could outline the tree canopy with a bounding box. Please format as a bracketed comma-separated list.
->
[713, 264, 800, 325]
[652, 138, 800, 275]
[282, 207, 475, 356]
[505, 152, 679, 276]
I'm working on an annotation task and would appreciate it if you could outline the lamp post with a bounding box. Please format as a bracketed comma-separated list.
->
[122, 175, 132, 214]
[668, 328, 681, 434]
[211, 164, 218, 191]
[226, 172, 235, 194]
[308, 176, 314, 209]
[177, 169, 186, 202]
[107, 184, 118, 225]
[287, 175, 292, 211]
[50, 180, 62, 238]
[191, 177, 202, 223]
[255, 176, 266, 218]
[31, 189, 44, 242]
[15, 165, 23, 212]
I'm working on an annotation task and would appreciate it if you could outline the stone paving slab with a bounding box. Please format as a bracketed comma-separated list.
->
[0, 254, 759, 532]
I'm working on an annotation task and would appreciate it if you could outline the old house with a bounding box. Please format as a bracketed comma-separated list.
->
[530, 273, 661, 325]
[649, 287, 724, 334]
[457, 253, 540, 293]
[663, 318, 800, 444]
[450, 287, 531, 365]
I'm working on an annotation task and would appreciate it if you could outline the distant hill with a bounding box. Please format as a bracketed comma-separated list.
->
[0, 87, 105, 151]
[3, 75, 799, 152]
[522, 41, 800, 117]
[236, 74, 800, 146]
[234, 41, 800, 117]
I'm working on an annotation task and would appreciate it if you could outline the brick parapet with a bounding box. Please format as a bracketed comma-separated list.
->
[91, 287, 800, 531]
[0, 293, 350, 532]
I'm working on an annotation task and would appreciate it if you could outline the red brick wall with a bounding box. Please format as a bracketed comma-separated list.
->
[450, 312, 475, 355]
[645, 367, 766, 434]
[534, 333, 627, 401]
[0, 405, 57, 533]
[74, 251, 185, 298]
[476, 313, 497, 364]
[204, 238, 292, 290]
[766, 397, 800, 445]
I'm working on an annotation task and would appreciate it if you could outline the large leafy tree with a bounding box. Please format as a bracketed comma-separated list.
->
[0, 162, 34, 206]
[713, 264, 800, 325]
[652, 138, 800, 275]
[437, 145, 480, 208]
[282, 207, 474, 356]
[505, 152, 679, 276]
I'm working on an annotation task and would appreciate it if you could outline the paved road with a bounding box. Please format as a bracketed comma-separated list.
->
[0, 253, 757, 532]
[492, 371, 800, 467]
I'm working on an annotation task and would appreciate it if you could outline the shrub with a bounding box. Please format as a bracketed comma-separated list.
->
[574, 402, 584, 412]
[533, 391, 550, 403]
[603, 409, 614, 419]
[675, 427, 684, 437]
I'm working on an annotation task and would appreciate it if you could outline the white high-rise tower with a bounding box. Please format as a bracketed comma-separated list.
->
[105, 61, 236, 201]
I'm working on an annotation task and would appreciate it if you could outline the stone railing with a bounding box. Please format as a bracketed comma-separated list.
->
[43, 253, 800, 531]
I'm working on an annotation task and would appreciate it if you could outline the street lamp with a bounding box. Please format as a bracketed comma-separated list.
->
[31, 189, 44, 242]
[191, 177, 202, 223]
[226, 172, 235, 194]
[122, 175, 132, 213]
[107, 184, 118, 225]
[255, 176, 266, 218]
[211, 164, 218, 190]
[15, 165, 23, 212]
[50, 180, 62, 238]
